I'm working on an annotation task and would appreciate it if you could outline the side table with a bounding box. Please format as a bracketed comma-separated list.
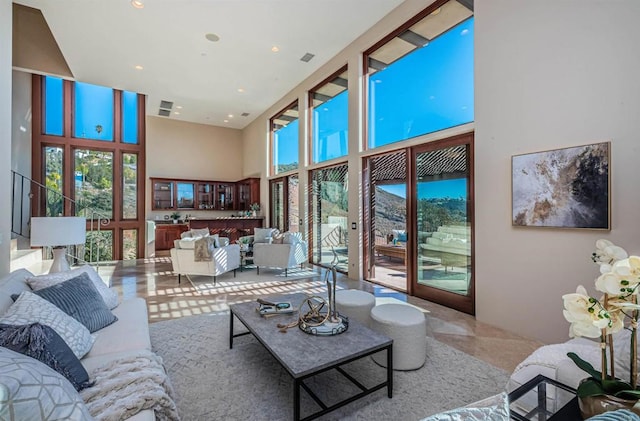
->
[240, 248, 253, 271]
[508, 374, 580, 420]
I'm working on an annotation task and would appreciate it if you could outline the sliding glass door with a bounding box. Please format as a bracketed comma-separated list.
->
[412, 133, 474, 314]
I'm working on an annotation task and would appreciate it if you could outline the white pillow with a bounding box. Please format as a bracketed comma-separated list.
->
[419, 392, 509, 421]
[27, 265, 119, 310]
[0, 291, 95, 359]
[0, 347, 93, 420]
[178, 233, 218, 249]
[283, 231, 302, 245]
[254, 228, 277, 243]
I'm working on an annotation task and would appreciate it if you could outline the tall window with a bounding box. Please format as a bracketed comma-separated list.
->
[270, 101, 299, 175]
[74, 82, 114, 141]
[365, 0, 474, 149]
[270, 174, 299, 233]
[310, 164, 349, 272]
[310, 67, 348, 163]
[33, 75, 146, 261]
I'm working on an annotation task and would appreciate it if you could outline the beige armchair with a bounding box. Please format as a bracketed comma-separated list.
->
[170, 235, 240, 286]
[252, 231, 308, 276]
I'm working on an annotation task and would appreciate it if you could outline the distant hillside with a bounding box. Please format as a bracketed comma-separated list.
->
[374, 187, 406, 235]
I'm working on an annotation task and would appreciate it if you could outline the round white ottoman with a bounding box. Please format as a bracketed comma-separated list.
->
[335, 289, 376, 327]
[370, 303, 427, 371]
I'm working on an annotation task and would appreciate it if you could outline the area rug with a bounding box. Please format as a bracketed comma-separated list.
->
[186, 266, 323, 294]
[149, 312, 509, 421]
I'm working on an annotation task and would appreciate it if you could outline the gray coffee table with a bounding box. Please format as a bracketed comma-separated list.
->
[229, 294, 393, 421]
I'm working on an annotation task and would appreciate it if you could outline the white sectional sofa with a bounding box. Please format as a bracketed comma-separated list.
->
[0, 268, 156, 421]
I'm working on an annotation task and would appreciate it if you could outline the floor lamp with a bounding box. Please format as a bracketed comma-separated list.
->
[30, 217, 87, 273]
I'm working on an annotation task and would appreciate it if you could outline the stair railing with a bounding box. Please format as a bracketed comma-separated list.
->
[11, 170, 111, 268]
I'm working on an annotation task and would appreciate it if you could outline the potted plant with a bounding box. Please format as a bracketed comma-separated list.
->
[562, 239, 640, 417]
[170, 211, 181, 223]
[250, 203, 261, 217]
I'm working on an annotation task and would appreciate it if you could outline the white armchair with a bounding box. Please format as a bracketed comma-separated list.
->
[170, 235, 240, 285]
[252, 232, 308, 276]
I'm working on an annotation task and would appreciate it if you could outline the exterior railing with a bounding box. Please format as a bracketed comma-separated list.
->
[11, 170, 110, 268]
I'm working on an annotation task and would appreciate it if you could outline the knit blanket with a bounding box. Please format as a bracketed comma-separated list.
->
[81, 351, 180, 421]
[194, 236, 216, 261]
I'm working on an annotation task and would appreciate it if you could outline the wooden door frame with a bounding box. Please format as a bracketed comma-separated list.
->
[410, 132, 475, 315]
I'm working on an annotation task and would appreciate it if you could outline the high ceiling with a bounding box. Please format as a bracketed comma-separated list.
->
[14, 0, 406, 130]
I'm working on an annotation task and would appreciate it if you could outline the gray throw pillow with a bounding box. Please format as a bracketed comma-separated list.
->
[0, 323, 92, 391]
[0, 347, 93, 420]
[0, 292, 95, 359]
[28, 272, 118, 333]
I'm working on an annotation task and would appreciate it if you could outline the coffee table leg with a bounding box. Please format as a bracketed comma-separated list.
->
[294, 378, 300, 421]
[229, 311, 234, 349]
[387, 344, 393, 398]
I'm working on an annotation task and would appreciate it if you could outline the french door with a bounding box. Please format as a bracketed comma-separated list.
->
[411, 133, 474, 314]
[363, 132, 474, 314]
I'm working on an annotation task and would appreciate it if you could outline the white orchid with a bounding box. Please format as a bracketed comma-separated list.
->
[593, 239, 629, 273]
[564, 240, 640, 397]
[562, 285, 617, 338]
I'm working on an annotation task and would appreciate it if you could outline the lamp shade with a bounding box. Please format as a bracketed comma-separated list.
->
[30, 217, 87, 247]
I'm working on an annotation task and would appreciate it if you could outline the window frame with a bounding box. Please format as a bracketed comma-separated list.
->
[269, 100, 300, 176]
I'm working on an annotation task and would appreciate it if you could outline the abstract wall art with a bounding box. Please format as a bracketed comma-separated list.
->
[512, 142, 610, 229]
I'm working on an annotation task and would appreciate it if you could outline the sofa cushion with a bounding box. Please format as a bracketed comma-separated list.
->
[181, 228, 210, 239]
[177, 233, 218, 249]
[0, 323, 92, 391]
[28, 273, 118, 333]
[0, 268, 34, 316]
[27, 265, 119, 310]
[83, 298, 150, 359]
[254, 227, 278, 243]
[0, 347, 93, 420]
[0, 291, 95, 359]
[282, 231, 302, 245]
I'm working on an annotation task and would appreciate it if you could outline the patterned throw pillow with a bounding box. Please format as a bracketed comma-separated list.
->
[0, 347, 92, 420]
[420, 392, 509, 421]
[0, 292, 95, 359]
[0, 323, 92, 391]
[29, 273, 118, 333]
[26, 265, 119, 310]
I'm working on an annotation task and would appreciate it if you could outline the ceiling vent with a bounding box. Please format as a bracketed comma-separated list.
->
[300, 53, 315, 63]
[159, 100, 173, 110]
[241, 112, 250, 117]
[158, 109, 171, 117]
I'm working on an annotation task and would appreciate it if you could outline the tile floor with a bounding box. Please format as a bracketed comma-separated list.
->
[101, 257, 544, 373]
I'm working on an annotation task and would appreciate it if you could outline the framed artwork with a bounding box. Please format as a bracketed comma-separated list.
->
[511, 141, 610, 229]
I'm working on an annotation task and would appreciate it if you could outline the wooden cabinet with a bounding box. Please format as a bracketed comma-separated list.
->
[153, 180, 174, 210]
[236, 178, 260, 211]
[152, 177, 260, 211]
[155, 223, 188, 251]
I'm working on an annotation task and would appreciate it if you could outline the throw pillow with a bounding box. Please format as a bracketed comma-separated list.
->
[27, 265, 119, 310]
[0, 291, 95, 359]
[283, 231, 302, 245]
[272, 233, 284, 244]
[190, 228, 210, 238]
[0, 323, 92, 391]
[254, 228, 276, 243]
[0, 347, 93, 420]
[419, 392, 509, 421]
[28, 273, 118, 333]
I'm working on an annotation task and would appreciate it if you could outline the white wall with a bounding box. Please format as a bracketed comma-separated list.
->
[475, 0, 640, 343]
[145, 116, 244, 219]
[11, 71, 32, 237]
[0, 0, 12, 275]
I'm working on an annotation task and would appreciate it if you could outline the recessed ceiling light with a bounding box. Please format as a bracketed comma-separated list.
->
[430, 7, 441, 16]
[223, 119, 229, 123]
[237, 88, 245, 93]
[134, 65, 143, 70]
[205, 33, 220, 42]
[176, 105, 183, 109]
[131, 1, 144, 9]
[174, 112, 181, 115]
[271, 46, 279, 52]
[228, 114, 234, 118]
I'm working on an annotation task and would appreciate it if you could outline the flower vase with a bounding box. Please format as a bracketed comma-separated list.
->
[252, 210, 257, 217]
[578, 393, 640, 418]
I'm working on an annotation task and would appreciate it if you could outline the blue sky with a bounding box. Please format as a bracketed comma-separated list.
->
[380, 178, 467, 200]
